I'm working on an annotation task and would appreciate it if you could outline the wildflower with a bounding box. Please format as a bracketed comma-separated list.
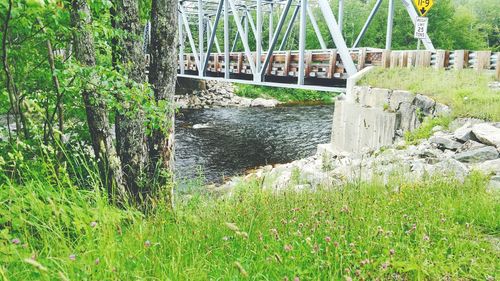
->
[389, 249, 395, 256]
[258, 232, 263, 241]
[11, 238, 20, 245]
[341, 205, 349, 213]
[333, 241, 339, 248]
[313, 243, 319, 253]
[349, 242, 355, 248]
[222, 236, 230, 241]
[270, 228, 280, 240]
[95, 258, 100, 265]
[90, 221, 97, 228]
[381, 262, 390, 270]
[441, 217, 446, 223]
[423, 235, 430, 242]
[234, 261, 248, 277]
[298, 223, 304, 228]
[284, 244, 293, 252]
[294, 277, 300, 281]
[325, 236, 331, 243]
[144, 240, 152, 248]
[355, 269, 361, 276]
[345, 276, 352, 281]
[69, 254, 76, 261]
[225, 222, 240, 232]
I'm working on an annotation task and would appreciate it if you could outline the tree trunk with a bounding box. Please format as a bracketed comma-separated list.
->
[70, 0, 126, 199]
[149, 0, 178, 203]
[112, 0, 148, 198]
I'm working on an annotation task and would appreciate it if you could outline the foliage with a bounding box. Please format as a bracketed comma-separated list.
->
[360, 67, 500, 121]
[1, 157, 499, 280]
[404, 116, 451, 144]
[235, 84, 337, 104]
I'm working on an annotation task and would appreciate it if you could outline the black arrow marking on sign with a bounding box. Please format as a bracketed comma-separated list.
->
[420, 7, 427, 14]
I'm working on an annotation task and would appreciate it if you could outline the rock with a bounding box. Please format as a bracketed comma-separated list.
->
[474, 159, 500, 175]
[414, 94, 436, 116]
[397, 103, 420, 132]
[429, 135, 461, 150]
[434, 103, 451, 116]
[433, 158, 469, 181]
[431, 125, 444, 133]
[453, 146, 499, 163]
[388, 90, 414, 112]
[471, 123, 500, 148]
[251, 98, 279, 107]
[487, 175, 500, 191]
[457, 140, 486, 153]
[453, 122, 476, 142]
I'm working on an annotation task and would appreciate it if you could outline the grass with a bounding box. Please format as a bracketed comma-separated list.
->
[234, 84, 337, 104]
[360, 68, 500, 121]
[404, 116, 452, 144]
[1, 163, 499, 280]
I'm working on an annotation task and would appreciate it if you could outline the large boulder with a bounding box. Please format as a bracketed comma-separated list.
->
[429, 135, 462, 150]
[414, 94, 436, 115]
[453, 122, 476, 142]
[433, 158, 469, 181]
[251, 98, 279, 107]
[453, 146, 499, 163]
[389, 90, 414, 111]
[474, 159, 500, 175]
[472, 123, 500, 148]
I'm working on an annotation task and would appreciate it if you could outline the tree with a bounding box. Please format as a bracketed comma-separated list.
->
[70, 0, 126, 199]
[148, 0, 178, 205]
[112, 0, 149, 198]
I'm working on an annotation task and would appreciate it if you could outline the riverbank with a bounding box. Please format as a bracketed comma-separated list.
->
[175, 80, 338, 109]
[2, 164, 498, 280]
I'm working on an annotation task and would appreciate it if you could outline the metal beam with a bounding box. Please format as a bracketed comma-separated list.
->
[202, 0, 224, 75]
[279, 5, 300, 51]
[318, 0, 357, 76]
[307, 6, 327, 50]
[268, 3, 273, 47]
[198, 0, 204, 77]
[255, 0, 262, 81]
[179, 6, 185, 74]
[386, 0, 394, 49]
[400, 0, 435, 50]
[227, 0, 256, 75]
[180, 5, 201, 70]
[224, 0, 230, 79]
[260, 0, 294, 78]
[352, 0, 383, 48]
[245, 9, 263, 52]
[231, 16, 245, 52]
[338, 0, 344, 35]
[208, 19, 222, 53]
[298, 0, 307, 85]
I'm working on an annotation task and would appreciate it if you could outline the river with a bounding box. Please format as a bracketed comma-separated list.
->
[175, 105, 334, 184]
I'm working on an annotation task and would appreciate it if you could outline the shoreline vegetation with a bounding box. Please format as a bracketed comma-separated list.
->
[234, 84, 338, 105]
[1, 160, 498, 279]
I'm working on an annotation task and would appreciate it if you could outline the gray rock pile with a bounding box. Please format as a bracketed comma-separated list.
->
[175, 80, 280, 109]
[219, 119, 500, 193]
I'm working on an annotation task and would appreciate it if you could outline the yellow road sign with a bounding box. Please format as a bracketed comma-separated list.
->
[413, 0, 433, 16]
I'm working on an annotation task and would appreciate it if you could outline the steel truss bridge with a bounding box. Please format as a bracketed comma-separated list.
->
[172, 0, 435, 91]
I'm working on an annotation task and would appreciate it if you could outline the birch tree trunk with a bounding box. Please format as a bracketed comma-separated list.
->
[112, 0, 148, 198]
[149, 0, 178, 201]
[70, 0, 126, 199]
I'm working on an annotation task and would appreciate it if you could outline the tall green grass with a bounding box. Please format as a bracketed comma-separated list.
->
[235, 84, 337, 104]
[1, 163, 498, 280]
[360, 68, 500, 121]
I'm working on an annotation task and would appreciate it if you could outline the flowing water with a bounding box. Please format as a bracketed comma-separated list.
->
[175, 105, 334, 183]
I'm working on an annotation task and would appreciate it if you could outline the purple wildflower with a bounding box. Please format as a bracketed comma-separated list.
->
[11, 238, 20, 245]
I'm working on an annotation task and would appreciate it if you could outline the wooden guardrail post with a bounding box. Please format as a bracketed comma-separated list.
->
[390, 51, 399, 68]
[358, 48, 367, 70]
[434, 50, 448, 69]
[381, 50, 391, 68]
[399, 51, 408, 67]
[305, 51, 312, 78]
[474, 51, 491, 71]
[327, 50, 337, 79]
[415, 51, 431, 67]
[407, 51, 416, 68]
[495, 52, 500, 80]
[452, 50, 468, 69]
[284, 51, 291, 76]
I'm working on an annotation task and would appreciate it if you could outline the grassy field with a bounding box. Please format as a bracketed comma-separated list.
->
[1, 167, 498, 280]
[235, 84, 337, 104]
[360, 68, 500, 121]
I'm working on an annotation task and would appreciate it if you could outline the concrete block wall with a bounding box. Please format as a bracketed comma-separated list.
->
[331, 86, 450, 153]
